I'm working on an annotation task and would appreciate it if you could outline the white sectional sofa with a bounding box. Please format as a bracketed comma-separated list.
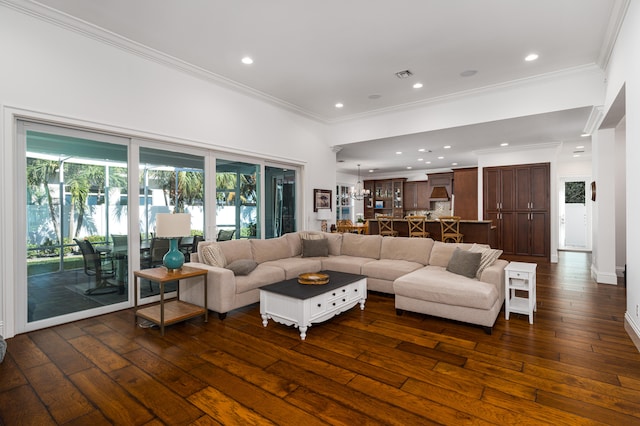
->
[179, 231, 508, 332]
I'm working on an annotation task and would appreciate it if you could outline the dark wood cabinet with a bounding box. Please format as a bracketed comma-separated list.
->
[483, 163, 549, 258]
[403, 181, 429, 211]
[452, 167, 478, 220]
[364, 178, 405, 218]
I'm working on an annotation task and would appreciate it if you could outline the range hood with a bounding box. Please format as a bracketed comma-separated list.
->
[430, 186, 450, 201]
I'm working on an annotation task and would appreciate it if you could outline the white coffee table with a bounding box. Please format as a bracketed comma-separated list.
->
[260, 271, 367, 340]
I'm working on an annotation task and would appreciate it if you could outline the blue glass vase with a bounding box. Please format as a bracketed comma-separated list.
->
[163, 238, 184, 271]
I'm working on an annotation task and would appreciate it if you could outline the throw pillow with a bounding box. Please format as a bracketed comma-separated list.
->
[226, 259, 258, 276]
[469, 244, 503, 279]
[446, 247, 482, 279]
[302, 238, 329, 257]
[200, 244, 227, 268]
[299, 231, 324, 240]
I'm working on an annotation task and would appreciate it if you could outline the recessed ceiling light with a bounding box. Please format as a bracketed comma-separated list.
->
[425, 161, 431, 164]
[500, 142, 509, 147]
[525, 53, 539, 62]
[417, 158, 423, 161]
[581, 133, 591, 137]
[451, 163, 458, 166]
[396, 151, 402, 155]
[573, 154, 581, 158]
[369, 169, 374, 173]
[413, 82, 423, 89]
[406, 166, 413, 170]
[443, 145, 451, 149]
[460, 70, 477, 77]
[418, 148, 426, 152]
[438, 156, 444, 160]
[576, 145, 584, 149]
[335, 102, 344, 108]
[241, 56, 254, 65]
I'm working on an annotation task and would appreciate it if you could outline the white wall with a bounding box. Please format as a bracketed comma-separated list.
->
[0, 5, 335, 337]
[602, 0, 640, 348]
[615, 119, 627, 278]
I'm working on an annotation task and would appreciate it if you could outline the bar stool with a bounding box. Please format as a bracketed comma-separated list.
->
[439, 216, 463, 243]
[378, 215, 399, 237]
[406, 215, 429, 238]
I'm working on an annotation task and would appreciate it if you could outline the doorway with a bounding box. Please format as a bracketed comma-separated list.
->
[559, 177, 591, 251]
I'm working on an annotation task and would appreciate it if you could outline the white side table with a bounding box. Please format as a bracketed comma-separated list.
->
[504, 262, 537, 324]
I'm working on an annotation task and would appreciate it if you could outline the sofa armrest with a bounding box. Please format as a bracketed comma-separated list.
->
[479, 259, 508, 301]
[180, 262, 237, 314]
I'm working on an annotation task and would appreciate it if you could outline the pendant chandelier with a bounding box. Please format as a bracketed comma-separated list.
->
[351, 164, 371, 200]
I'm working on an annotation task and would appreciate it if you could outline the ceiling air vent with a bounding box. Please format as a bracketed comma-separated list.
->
[395, 69, 413, 79]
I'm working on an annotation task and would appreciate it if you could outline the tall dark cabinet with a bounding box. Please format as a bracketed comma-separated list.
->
[483, 163, 549, 258]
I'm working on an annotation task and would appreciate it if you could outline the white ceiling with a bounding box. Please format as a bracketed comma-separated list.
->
[25, 0, 625, 173]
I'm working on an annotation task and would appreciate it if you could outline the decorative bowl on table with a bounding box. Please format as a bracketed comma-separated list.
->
[298, 272, 329, 285]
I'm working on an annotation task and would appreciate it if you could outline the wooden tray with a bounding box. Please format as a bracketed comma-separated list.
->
[298, 272, 329, 285]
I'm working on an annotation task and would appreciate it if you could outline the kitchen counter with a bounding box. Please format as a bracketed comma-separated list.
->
[367, 219, 496, 247]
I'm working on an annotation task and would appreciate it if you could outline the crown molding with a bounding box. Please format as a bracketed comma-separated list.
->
[1, 0, 327, 123]
[598, 0, 630, 70]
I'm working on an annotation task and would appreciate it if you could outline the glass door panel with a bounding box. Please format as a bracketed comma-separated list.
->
[216, 159, 260, 240]
[24, 124, 128, 322]
[265, 166, 296, 238]
[139, 147, 205, 296]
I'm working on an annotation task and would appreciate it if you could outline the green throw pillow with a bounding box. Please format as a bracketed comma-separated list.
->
[446, 247, 481, 279]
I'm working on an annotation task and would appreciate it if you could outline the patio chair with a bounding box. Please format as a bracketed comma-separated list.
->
[74, 238, 117, 295]
[217, 229, 235, 241]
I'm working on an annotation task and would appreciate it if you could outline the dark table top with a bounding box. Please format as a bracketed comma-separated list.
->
[261, 270, 366, 300]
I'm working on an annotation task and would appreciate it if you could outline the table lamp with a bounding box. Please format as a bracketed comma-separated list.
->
[155, 213, 191, 271]
[316, 209, 332, 232]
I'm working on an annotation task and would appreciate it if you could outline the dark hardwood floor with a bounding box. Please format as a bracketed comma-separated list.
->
[2, 251, 639, 425]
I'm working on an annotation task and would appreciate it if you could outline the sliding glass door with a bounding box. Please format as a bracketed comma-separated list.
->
[22, 121, 129, 324]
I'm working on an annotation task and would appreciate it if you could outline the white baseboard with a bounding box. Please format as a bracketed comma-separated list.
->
[625, 313, 640, 353]
[590, 264, 619, 285]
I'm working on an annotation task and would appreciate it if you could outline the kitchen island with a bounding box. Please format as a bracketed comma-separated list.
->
[366, 219, 496, 247]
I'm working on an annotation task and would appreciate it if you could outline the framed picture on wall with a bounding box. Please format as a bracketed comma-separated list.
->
[314, 189, 332, 211]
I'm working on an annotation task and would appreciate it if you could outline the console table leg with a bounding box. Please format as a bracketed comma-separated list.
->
[261, 314, 268, 327]
[298, 325, 308, 340]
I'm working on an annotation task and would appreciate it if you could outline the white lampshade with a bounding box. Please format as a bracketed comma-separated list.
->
[316, 209, 332, 221]
[155, 213, 191, 238]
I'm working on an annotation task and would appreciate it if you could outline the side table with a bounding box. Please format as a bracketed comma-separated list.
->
[134, 266, 208, 335]
[504, 262, 537, 324]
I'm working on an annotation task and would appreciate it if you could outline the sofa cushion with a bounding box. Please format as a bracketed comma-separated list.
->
[394, 266, 499, 310]
[341, 233, 382, 259]
[226, 259, 258, 276]
[322, 232, 343, 256]
[302, 238, 329, 257]
[469, 244, 504, 279]
[380, 237, 434, 265]
[251, 236, 291, 263]
[428, 241, 475, 267]
[234, 264, 286, 293]
[446, 247, 481, 278]
[262, 257, 323, 279]
[321, 255, 375, 275]
[199, 243, 227, 267]
[361, 259, 424, 282]
[201, 239, 253, 265]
